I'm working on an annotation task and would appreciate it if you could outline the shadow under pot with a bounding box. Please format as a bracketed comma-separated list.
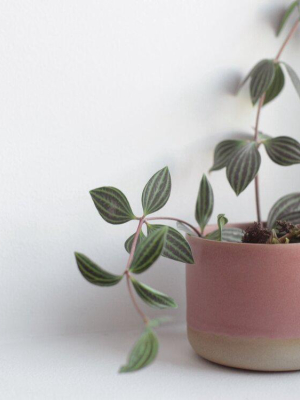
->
[186, 222, 300, 372]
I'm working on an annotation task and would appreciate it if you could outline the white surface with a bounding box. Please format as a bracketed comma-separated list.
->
[1, 324, 300, 400]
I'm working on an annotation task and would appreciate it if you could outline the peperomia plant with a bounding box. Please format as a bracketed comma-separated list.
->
[74, 3, 300, 372]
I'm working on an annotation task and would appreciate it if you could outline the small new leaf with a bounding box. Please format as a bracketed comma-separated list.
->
[277, 1, 298, 36]
[267, 193, 300, 228]
[147, 224, 194, 264]
[205, 227, 244, 243]
[250, 60, 275, 105]
[263, 64, 285, 106]
[195, 174, 214, 233]
[75, 253, 123, 286]
[125, 231, 147, 253]
[263, 136, 300, 166]
[226, 142, 261, 196]
[142, 167, 171, 216]
[217, 214, 228, 241]
[130, 227, 168, 274]
[210, 140, 247, 172]
[130, 277, 178, 309]
[90, 187, 135, 224]
[283, 63, 300, 99]
[119, 329, 159, 373]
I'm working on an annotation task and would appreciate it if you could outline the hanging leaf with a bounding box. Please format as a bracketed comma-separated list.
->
[263, 136, 300, 166]
[277, 1, 298, 36]
[278, 211, 300, 225]
[176, 222, 197, 236]
[263, 64, 285, 106]
[130, 277, 178, 309]
[142, 167, 171, 216]
[250, 60, 275, 105]
[195, 174, 214, 233]
[282, 63, 300, 99]
[89, 187, 135, 224]
[216, 214, 228, 241]
[147, 224, 194, 264]
[125, 231, 147, 253]
[75, 253, 123, 286]
[226, 142, 261, 196]
[267, 193, 300, 228]
[130, 227, 168, 274]
[209, 140, 247, 172]
[205, 227, 244, 243]
[239, 59, 269, 90]
[119, 329, 159, 373]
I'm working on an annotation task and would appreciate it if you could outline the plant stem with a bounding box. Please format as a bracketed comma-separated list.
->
[125, 272, 149, 324]
[253, 19, 299, 223]
[145, 216, 201, 236]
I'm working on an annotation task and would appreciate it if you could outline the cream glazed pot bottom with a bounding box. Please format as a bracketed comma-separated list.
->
[186, 223, 300, 372]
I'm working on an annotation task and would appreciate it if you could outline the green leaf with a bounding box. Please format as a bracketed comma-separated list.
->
[217, 214, 228, 241]
[277, 1, 298, 36]
[147, 316, 172, 328]
[142, 167, 171, 216]
[226, 142, 261, 196]
[124, 231, 147, 253]
[119, 329, 159, 373]
[89, 187, 135, 224]
[209, 140, 247, 172]
[263, 64, 285, 106]
[147, 224, 194, 264]
[267, 193, 300, 228]
[130, 277, 178, 309]
[176, 222, 197, 236]
[75, 253, 123, 286]
[278, 211, 300, 225]
[195, 174, 214, 233]
[283, 63, 300, 99]
[239, 59, 269, 90]
[263, 136, 300, 166]
[130, 227, 168, 274]
[205, 227, 244, 243]
[258, 131, 272, 141]
[250, 60, 275, 105]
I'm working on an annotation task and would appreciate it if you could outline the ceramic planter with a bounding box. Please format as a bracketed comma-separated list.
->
[186, 223, 300, 371]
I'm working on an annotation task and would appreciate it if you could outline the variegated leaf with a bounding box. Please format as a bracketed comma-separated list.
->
[250, 60, 275, 105]
[195, 174, 214, 233]
[75, 253, 123, 286]
[226, 142, 261, 196]
[267, 193, 300, 228]
[119, 329, 159, 373]
[90, 187, 135, 224]
[125, 231, 147, 253]
[283, 63, 300, 99]
[142, 167, 171, 216]
[130, 227, 168, 274]
[239, 59, 268, 90]
[263, 64, 285, 106]
[176, 222, 197, 236]
[217, 214, 228, 241]
[277, 1, 298, 36]
[147, 224, 194, 264]
[209, 140, 247, 172]
[130, 277, 177, 309]
[263, 136, 300, 166]
[205, 227, 244, 243]
[278, 211, 300, 225]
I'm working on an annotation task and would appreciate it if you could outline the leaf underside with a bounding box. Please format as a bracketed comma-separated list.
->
[195, 174, 214, 233]
[205, 227, 245, 243]
[263, 136, 300, 166]
[217, 214, 228, 241]
[283, 63, 300, 99]
[142, 167, 171, 216]
[267, 193, 300, 228]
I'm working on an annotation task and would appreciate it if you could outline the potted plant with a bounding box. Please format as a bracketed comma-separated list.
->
[74, 2, 300, 372]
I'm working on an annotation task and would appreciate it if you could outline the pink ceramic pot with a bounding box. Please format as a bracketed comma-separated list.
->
[186, 223, 300, 371]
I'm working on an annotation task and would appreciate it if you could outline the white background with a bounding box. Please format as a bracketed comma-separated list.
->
[1, 1, 300, 397]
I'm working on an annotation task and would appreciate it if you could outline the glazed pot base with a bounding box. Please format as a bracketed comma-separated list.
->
[188, 326, 300, 372]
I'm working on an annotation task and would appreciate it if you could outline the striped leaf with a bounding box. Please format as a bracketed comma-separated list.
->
[90, 187, 135, 224]
[176, 221, 196, 236]
[277, 1, 298, 36]
[75, 253, 123, 286]
[263, 136, 300, 166]
[239, 59, 268, 90]
[279, 211, 300, 225]
[142, 167, 171, 216]
[195, 174, 214, 233]
[119, 329, 159, 373]
[130, 277, 177, 309]
[217, 214, 228, 242]
[125, 231, 146, 253]
[267, 193, 300, 228]
[210, 140, 247, 172]
[147, 224, 194, 264]
[205, 227, 244, 243]
[263, 64, 285, 106]
[250, 60, 275, 105]
[283, 63, 300, 99]
[130, 227, 168, 274]
[226, 142, 261, 196]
